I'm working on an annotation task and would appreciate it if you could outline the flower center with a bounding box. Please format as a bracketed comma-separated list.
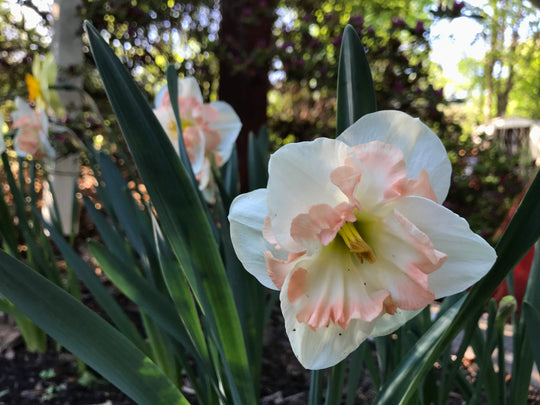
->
[167, 119, 193, 140]
[337, 222, 376, 264]
[181, 119, 193, 133]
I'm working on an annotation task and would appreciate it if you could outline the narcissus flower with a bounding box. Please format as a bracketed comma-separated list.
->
[26, 53, 64, 117]
[12, 97, 55, 160]
[153, 77, 241, 200]
[229, 111, 496, 369]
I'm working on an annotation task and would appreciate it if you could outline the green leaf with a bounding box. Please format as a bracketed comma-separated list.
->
[375, 170, 540, 404]
[325, 360, 346, 405]
[248, 126, 269, 191]
[85, 21, 255, 404]
[375, 295, 465, 404]
[336, 24, 376, 136]
[82, 197, 137, 268]
[42, 218, 147, 353]
[96, 152, 146, 254]
[222, 146, 239, 201]
[152, 216, 208, 360]
[0, 172, 19, 256]
[0, 250, 188, 405]
[88, 240, 197, 355]
[165, 65, 193, 179]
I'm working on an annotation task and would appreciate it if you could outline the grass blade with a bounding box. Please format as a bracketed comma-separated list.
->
[0, 250, 188, 405]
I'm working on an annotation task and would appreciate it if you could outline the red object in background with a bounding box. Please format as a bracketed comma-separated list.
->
[491, 182, 535, 314]
[492, 245, 535, 307]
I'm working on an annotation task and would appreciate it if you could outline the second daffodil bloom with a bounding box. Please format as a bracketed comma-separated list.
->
[153, 77, 241, 201]
[12, 97, 55, 161]
[229, 111, 496, 370]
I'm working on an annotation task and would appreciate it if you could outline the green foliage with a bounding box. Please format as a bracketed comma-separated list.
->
[269, 2, 445, 144]
[443, 131, 526, 241]
[507, 33, 540, 118]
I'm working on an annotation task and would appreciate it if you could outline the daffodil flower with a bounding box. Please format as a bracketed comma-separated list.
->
[229, 110, 496, 370]
[12, 97, 55, 161]
[153, 77, 241, 201]
[26, 53, 64, 117]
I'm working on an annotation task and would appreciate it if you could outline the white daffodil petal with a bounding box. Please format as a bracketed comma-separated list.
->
[281, 270, 375, 370]
[337, 111, 451, 203]
[153, 107, 177, 144]
[229, 189, 279, 290]
[12, 97, 34, 121]
[154, 85, 169, 108]
[393, 196, 497, 298]
[370, 308, 423, 337]
[178, 77, 204, 103]
[209, 101, 242, 165]
[267, 138, 351, 252]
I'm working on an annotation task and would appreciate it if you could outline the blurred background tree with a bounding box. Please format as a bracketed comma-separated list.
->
[0, 0, 538, 238]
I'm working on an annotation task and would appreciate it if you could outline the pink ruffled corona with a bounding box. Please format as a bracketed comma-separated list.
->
[229, 110, 496, 369]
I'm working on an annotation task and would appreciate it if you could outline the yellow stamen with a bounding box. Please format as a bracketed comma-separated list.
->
[338, 222, 376, 264]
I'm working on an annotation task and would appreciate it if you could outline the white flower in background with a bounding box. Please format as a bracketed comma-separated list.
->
[12, 97, 55, 160]
[229, 110, 496, 370]
[153, 77, 241, 200]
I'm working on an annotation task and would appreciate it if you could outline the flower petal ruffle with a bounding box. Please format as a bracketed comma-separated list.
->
[337, 111, 451, 204]
[267, 138, 351, 252]
[392, 196, 497, 298]
[281, 268, 376, 369]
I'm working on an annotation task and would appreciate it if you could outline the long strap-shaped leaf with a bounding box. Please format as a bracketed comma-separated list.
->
[336, 24, 376, 136]
[0, 250, 187, 405]
[375, 170, 540, 404]
[42, 218, 148, 353]
[85, 21, 255, 404]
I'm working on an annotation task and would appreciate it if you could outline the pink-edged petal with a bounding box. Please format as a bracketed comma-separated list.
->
[183, 127, 205, 175]
[267, 138, 351, 252]
[290, 202, 356, 253]
[392, 196, 497, 298]
[337, 111, 451, 203]
[373, 208, 448, 281]
[229, 189, 280, 290]
[280, 269, 376, 370]
[196, 157, 211, 191]
[177, 77, 204, 103]
[365, 258, 435, 312]
[265, 250, 305, 290]
[348, 141, 436, 210]
[284, 244, 392, 330]
[263, 215, 280, 248]
[209, 101, 242, 165]
[329, 165, 362, 203]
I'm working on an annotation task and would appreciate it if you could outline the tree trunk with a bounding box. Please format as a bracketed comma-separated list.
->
[496, 7, 523, 117]
[52, 0, 84, 111]
[218, 1, 277, 192]
[47, 0, 84, 234]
